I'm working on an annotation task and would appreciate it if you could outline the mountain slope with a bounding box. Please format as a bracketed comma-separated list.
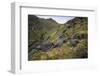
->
[28, 15, 88, 60]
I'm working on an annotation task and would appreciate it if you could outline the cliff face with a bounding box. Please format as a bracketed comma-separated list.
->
[28, 15, 88, 60]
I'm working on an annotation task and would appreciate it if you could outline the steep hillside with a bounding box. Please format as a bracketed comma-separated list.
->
[28, 15, 59, 50]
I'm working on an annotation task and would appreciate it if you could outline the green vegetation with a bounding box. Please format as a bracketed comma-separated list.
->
[28, 15, 88, 61]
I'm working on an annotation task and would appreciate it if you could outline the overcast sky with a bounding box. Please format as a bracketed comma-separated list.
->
[37, 15, 75, 24]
